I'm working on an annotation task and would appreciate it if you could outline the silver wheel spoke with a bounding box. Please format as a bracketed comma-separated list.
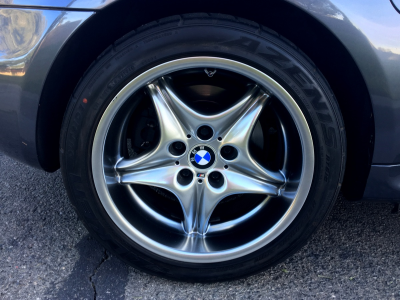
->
[120, 166, 279, 236]
[194, 171, 280, 235]
[223, 169, 280, 196]
[222, 91, 285, 184]
[120, 165, 206, 235]
[120, 165, 180, 188]
[119, 165, 199, 234]
[157, 77, 262, 136]
[147, 81, 188, 143]
[116, 151, 172, 174]
[180, 182, 205, 235]
[201, 170, 280, 233]
[115, 81, 189, 173]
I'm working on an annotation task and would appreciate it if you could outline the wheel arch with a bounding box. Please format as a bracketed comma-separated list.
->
[37, 0, 374, 199]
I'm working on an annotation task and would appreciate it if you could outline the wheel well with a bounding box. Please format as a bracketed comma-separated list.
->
[37, 0, 374, 199]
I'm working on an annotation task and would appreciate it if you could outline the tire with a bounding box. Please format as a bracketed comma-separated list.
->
[60, 13, 346, 282]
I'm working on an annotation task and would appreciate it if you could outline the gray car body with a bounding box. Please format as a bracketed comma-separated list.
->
[0, 0, 399, 201]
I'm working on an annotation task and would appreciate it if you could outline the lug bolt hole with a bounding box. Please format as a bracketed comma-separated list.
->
[169, 141, 186, 156]
[224, 165, 229, 169]
[220, 146, 238, 160]
[178, 169, 193, 186]
[197, 125, 214, 141]
[198, 179, 203, 184]
[187, 134, 192, 139]
[217, 137, 222, 141]
[209, 171, 224, 188]
[175, 161, 179, 165]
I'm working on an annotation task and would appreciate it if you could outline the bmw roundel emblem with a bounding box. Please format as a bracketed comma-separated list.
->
[188, 145, 216, 169]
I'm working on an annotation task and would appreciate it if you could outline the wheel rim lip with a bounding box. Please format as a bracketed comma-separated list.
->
[92, 56, 314, 263]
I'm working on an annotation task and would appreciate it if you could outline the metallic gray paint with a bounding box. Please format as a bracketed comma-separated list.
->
[0, 8, 92, 167]
[287, 0, 400, 200]
[288, 0, 400, 165]
[0, 0, 116, 9]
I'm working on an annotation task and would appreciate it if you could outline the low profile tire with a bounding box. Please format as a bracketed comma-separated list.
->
[60, 14, 346, 282]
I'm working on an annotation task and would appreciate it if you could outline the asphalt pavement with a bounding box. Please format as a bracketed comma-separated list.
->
[0, 152, 399, 299]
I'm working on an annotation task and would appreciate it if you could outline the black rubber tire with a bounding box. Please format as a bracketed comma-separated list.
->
[60, 13, 346, 282]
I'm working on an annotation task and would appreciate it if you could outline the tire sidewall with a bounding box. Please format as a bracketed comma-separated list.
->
[60, 20, 345, 281]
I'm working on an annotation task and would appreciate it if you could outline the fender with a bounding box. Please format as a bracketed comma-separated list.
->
[0, 7, 93, 167]
[288, 0, 400, 164]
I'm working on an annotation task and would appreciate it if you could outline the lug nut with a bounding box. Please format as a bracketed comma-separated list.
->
[200, 127, 210, 136]
[169, 141, 186, 156]
[181, 169, 191, 177]
[211, 172, 221, 180]
[174, 142, 184, 150]
[177, 169, 193, 186]
[220, 146, 238, 160]
[197, 125, 213, 141]
[209, 171, 224, 188]
[222, 147, 232, 154]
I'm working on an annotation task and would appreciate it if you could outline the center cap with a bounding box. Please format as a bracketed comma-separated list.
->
[188, 145, 216, 169]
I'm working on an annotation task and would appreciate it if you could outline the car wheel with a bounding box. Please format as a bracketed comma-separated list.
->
[60, 13, 346, 282]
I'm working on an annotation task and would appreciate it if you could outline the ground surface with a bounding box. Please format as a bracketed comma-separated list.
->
[0, 152, 399, 299]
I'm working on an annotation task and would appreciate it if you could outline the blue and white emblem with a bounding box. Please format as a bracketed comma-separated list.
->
[189, 145, 216, 169]
[195, 150, 211, 165]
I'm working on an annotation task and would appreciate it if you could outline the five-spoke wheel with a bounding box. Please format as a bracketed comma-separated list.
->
[61, 15, 344, 281]
[92, 57, 314, 262]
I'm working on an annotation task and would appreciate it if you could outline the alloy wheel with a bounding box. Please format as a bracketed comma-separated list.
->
[92, 57, 314, 263]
